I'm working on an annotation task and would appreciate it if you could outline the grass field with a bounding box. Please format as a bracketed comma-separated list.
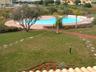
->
[0, 30, 96, 72]
[65, 25, 96, 35]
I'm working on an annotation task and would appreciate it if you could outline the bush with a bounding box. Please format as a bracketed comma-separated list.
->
[84, 3, 92, 8]
[38, 6, 49, 15]
[75, 0, 81, 5]
[0, 25, 22, 33]
[47, 6, 57, 14]
[92, 18, 96, 25]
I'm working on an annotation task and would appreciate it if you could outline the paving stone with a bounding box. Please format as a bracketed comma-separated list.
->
[79, 31, 82, 33]
[91, 49, 94, 52]
[3, 44, 8, 48]
[9, 43, 13, 46]
[86, 45, 90, 48]
[86, 40, 91, 44]
[88, 43, 93, 47]
[82, 38, 86, 41]
[91, 47, 95, 50]
[29, 37, 34, 39]
[20, 39, 24, 42]
[94, 53, 96, 56]
[15, 41, 18, 44]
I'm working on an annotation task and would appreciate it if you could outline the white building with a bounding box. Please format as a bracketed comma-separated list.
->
[0, 0, 92, 7]
[0, 0, 13, 7]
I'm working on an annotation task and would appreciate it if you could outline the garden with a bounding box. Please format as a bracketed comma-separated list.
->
[0, 3, 96, 72]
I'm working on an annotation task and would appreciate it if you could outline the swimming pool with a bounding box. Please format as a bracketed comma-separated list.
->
[35, 18, 56, 25]
[62, 17, 80, 24]
[5, 15, 93, 29]
[35, 16, 80, 25]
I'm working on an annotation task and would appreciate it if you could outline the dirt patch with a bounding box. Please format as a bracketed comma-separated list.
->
[65, 32, 96, 39]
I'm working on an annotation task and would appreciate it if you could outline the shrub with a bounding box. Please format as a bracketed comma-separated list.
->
[75, 0, 81, 5]
[92, 18, 96, 25]
[47, 6, 57, 14]
[38, 6, 49, 15]
[84, 3, 92, 8]
[0, 25, 22, 33]
[63, 2, 68, 6]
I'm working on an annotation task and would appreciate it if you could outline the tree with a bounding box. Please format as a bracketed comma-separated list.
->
[75, 0, 81, 5]
[0, 8, 11, 25]
[11, 5, 41, 32]
[47, 6, 57, 14]
[84, 3, 92, 8]
[53, 12, 63, 34]
[71, 8, 83, 28]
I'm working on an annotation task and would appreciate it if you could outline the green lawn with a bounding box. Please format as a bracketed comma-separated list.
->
[65, 25, 96, 35]
[0, 30, 96, 72]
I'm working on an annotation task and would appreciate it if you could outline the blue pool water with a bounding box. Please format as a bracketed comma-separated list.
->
[35, 17, 80, 25]
[62, 17, 80, 24]
[35, 18, 56, 25]
[23, 17, 80, 25]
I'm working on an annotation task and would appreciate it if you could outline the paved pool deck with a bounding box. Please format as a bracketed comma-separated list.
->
[5, 15, 94, 29]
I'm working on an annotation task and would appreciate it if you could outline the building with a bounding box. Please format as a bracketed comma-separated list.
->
[0, 0, 12, 5]
[0, 0, 13, 7]
[16, 0, 92, 5]
[0, 0, 92, 7]
[14, 0, 41, 3]
[60, 0, 92, 5]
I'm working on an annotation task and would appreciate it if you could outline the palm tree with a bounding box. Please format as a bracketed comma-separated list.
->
[53, 11, 63, 33]
[52, 12, 60, 33]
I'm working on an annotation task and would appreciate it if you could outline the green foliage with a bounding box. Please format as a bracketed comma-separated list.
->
[87, 7, 96, 14]
[11, 4, 41, 32]
[0, 8, 20, 33]
[47, 6, 57, 14]
[0, 8, 11, 19]
[0, 24, 22, 33]
[75, 0, 81, 5]
[0, 8, 11, 25]
[92, 18, 96, 25]
[0, 31, 95, 72]
[39, 6, 49, 15]
[56, 17, 62, 28]
[84, 3, 92, 8]
[70, 6, 85, 16]
[63, 2, 68, 6]
[63, 7, 72, 15]
[46, 4, 89, 15]
[11, 5, 40, 21]
[0, 17, 6, 25]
